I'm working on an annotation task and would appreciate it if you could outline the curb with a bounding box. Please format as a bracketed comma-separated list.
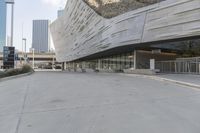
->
[123, 74, 200, 89]
[151, 76, 200, 89]
[0, 71, 34, 82]
[34, 69, 62, 72]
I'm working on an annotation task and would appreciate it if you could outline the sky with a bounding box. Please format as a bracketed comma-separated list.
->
[7, 0, 67, 52]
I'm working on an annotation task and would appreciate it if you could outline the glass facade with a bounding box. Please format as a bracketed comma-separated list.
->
[66, 51, 135, 72]
[98, 52, 134, 71]
[64, 38, 200, 73]
[0, 0, 6, 52]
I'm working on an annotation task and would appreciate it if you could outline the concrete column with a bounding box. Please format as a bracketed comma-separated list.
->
[98, 59, 101, 70]
[62, 62, 65, 71]
[68, 62, 71, 71]
[134, 50, 137, 70]
[73, 62, 77, 72]
[82, 62, 86, 69]
[199, 63, 200, 74]
[150, 59, 155, 70]
[175, 62, 177, 73]
[82, 61, 86, 72]
[64, 62, 67, 70]
[196, 58, 198, 74]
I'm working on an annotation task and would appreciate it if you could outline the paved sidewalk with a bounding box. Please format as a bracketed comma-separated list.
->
[1, 72, 200, 133]
[157, 74, 200, 86]
[124, 73, 200, 89]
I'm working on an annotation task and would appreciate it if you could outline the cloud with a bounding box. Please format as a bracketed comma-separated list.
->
[42, 0, 67, 7]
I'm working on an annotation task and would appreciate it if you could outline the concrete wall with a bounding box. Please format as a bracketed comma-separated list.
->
[50, 0, 200, 62]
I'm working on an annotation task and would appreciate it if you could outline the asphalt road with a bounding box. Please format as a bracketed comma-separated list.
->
[0, 72, 200, 133]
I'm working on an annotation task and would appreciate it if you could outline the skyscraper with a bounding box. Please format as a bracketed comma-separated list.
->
[0, 0, 7, 52]
[32, 20, 50, 53]
[57, 9, 64, 18]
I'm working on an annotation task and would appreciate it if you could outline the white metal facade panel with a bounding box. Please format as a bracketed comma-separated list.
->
[50, 0, 200, 62]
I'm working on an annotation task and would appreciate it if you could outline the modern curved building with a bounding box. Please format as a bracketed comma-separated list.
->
[51, 0, 200, 73]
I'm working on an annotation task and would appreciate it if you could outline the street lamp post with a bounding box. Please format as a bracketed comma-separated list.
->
[22, 38, 27, 63]
[31, 48, 35, 69]
[5, 0, 15, 47]
[22, 38, 26, 53]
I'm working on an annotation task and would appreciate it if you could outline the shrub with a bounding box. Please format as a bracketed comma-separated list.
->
[0, 65, 34, 78]
[4, 68, 21, 77]
[0, 71, 5, 78]
[21, 65, 34, 74]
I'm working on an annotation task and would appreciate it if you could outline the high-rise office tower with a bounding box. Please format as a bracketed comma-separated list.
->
[57, 9, 64, 18]
[0, 0, 7, 52]
[32, 20, 50, 53]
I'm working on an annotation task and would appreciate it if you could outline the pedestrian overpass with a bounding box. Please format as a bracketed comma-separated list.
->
[0, 52, 57, 69]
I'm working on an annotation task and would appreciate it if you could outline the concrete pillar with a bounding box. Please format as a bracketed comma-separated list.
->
[82, 61, 86, 72]
[98, 59, 101, 70]
[134, 50, 137, 69]
[62, 62, 65, 71]
[150, 59, 155, 70]
[73, 62, 77, 72]
[199, 63, 200, 74]
[68, 62, 71, 71]
[64, 62, 67, 70]
[175, 62, 177, 73]
[82, 62, 86, 68]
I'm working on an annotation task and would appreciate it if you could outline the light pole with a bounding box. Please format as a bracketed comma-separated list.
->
[31, 48, 35, 69]
[22, 38, 27, 63]
[22, 38, 26, 53]
[5, 0, 15, 47]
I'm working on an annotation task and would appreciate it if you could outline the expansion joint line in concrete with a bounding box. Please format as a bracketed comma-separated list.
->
[88, 111, 100, 133]
[15, 84, 30, 133]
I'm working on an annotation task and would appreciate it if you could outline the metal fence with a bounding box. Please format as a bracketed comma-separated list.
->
[156, 57, 200, 74]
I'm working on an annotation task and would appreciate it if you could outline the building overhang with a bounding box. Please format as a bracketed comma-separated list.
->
[50, 0, 200, 62]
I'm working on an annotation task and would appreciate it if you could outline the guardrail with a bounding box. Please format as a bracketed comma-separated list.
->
[156, 58, 200, 74]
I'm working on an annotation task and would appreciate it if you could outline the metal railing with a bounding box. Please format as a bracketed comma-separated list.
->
[156, 57, 200, 74]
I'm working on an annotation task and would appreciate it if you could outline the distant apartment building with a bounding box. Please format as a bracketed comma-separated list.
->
[57, 9, 64, 18]
[0, 0, 7, 52]
[32, 20, 50, 53]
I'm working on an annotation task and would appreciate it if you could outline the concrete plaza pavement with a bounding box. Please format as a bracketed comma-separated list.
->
[0, 72, 200, 133]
